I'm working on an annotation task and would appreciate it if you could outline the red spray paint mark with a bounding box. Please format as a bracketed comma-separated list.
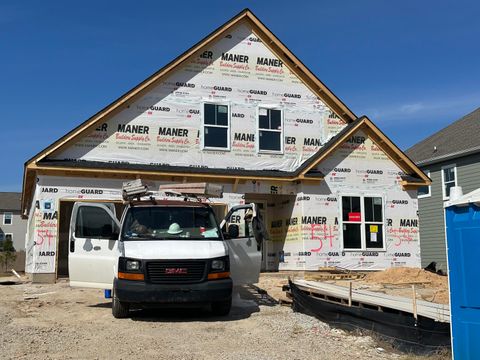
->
[36, 229, 54, 247]
[310, 224, 336, 252]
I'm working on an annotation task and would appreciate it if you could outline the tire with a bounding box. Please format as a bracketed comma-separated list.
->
[112, 292, 130, 319]
[211, 298, 232, 316]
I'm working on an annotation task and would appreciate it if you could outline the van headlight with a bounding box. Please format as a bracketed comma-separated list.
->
[211, 259, 225, 271]
[126, 260, 141, 271]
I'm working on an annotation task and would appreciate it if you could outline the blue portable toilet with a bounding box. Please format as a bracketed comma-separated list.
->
[445, 187, 480, 359]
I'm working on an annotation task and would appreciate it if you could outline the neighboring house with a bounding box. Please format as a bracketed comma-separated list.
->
[20, 9, 429, 283]
[0, 192, 27, 271]
[405, 107, 480, 270]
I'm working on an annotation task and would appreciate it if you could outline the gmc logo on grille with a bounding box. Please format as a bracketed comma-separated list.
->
[164, 268, 188, 274]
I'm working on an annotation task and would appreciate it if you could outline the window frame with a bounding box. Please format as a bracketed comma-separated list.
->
[441, 164, 457, 200]
[417, 170, 431, 199]
[256, 106, 284, 154]
[339, 194, 386, 251]
[201, 101, 231, 151]
[3, 212, 12, 225]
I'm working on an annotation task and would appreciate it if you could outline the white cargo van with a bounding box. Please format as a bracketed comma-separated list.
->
[68, 181, 266, 318]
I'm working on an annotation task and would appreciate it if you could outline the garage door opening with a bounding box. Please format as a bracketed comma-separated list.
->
[245, 194, 296, 272]
[57, 200, 125, 278]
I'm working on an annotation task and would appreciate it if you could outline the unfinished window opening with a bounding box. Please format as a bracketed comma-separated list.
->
[203, 103, 230, 150]
[258, 108, 283, 153]
[341, 195, 384, 250]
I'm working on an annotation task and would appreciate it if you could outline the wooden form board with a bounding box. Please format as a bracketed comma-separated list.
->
[292, 279, 450, 323]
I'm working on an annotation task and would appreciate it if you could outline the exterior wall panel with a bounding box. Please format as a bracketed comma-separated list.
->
[418, 152, 480, 269]
[22, 20, 422, 279]
[49, 23, 345, 172]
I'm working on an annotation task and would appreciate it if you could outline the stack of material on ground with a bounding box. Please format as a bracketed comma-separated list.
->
[283, 267, 451, 352]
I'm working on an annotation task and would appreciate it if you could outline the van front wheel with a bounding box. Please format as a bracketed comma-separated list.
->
[211, 299, 232, 316]
[112, 292, 130, 319]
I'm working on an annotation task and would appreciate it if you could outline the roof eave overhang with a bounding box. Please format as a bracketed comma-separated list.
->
[21, 114, 431, 213]
[400, 180, 432, 190]
[296, 116, 431, 185]
[414, 146, 480, 167]
[21, 162, 323, 214]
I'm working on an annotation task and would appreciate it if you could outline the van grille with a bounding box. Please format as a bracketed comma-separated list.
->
[146, 260, 207, 284]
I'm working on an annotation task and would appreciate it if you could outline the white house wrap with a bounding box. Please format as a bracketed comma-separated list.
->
[21, 10, 429, 282]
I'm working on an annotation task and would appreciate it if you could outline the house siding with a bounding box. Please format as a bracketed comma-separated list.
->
[0, 211, 27, 271]
[418, 152, 480, 269]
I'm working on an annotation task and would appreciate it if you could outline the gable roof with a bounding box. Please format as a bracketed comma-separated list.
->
[297, 116, 431, 185]
[25, 8, 356, 167]
[0, 192, 22, 212]
[20, 9, 429, 215]
[21, 8, 358, 215]
[405, 107, 480, 166]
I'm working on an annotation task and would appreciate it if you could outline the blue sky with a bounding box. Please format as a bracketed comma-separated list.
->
[1, 0, 479, 191]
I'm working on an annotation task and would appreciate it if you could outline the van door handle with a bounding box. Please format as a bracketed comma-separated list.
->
[93, 246, 101, 251]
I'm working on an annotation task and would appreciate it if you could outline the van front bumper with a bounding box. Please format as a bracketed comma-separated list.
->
[114, 278, 233, 305]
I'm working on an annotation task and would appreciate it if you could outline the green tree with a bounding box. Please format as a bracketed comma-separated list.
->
[0, 238, 17, 272]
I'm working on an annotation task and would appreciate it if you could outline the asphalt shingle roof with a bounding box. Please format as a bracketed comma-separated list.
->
[0, 192, 22, 211]
[405, 107, 480, 165]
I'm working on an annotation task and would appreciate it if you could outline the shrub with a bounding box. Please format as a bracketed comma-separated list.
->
[0, 238, 17, 271]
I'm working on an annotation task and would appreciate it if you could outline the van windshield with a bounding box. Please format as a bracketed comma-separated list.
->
[121, 206, 221, 240]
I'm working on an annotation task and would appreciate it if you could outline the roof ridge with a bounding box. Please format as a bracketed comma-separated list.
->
[406, 106, 480, 153]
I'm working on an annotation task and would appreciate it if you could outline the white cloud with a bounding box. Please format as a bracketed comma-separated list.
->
[400, 102, 424, 114]
[361, 92, 480, 124]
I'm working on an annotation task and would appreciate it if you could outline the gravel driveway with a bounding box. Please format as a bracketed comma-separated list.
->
[0, 278, 446, 360]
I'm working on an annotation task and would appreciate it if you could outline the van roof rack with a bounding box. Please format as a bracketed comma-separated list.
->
[122, 180, 224, 203]
[159, 183, 223, 201]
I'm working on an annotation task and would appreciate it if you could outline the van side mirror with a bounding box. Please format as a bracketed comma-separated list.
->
[227, 224, 239, 238]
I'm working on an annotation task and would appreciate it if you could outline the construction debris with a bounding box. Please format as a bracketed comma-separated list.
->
[288, 279, 451, 352]
[11, 269, 23, 281]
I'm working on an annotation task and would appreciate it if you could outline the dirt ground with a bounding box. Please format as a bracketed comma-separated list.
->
[0, 274, 449, 360]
